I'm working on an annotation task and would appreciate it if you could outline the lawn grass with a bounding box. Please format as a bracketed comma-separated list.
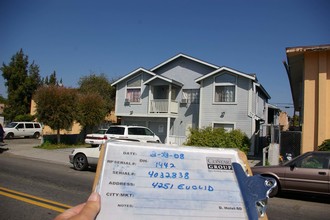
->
[34, 141, 88, 150]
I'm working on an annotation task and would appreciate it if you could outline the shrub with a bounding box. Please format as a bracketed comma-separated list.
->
[185, 127, 250, 153]
[318, 139, 330, 151]
[13, 114, 35, 122]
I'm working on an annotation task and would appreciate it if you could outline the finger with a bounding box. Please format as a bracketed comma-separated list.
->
[77, 192, 101, 219]
[54, 203, 85, 220]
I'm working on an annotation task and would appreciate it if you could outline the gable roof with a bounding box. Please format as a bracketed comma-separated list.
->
[150, 53, 219, 72]
[286, 44, 330, 54]
[255, 82, 271, 99]
[195, 66, 256, 83]
[111, 67, 156, 86]
[285, 44, 330, 110]
[144, 75, 184, 87]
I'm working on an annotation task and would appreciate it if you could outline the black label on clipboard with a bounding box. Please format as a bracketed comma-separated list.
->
[206, 157, 233, 171]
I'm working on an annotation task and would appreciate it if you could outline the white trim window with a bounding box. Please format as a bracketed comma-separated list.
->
[214, 73, 236, 103]
[182, 89, 200, 104]
[213, 123, 235, 132]
[126, 75, 142, 103]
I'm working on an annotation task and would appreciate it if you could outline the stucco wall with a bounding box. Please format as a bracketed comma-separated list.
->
[302, 51, 330, 152]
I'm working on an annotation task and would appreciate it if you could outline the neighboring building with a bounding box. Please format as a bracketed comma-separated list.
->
[111, 54, 273, 155]
[30, 99, 117, 135]
[278, 112, 289, 131]
[285, 44, 330, 153]
[0, 103, 4, 125]
[0, 103, 4, 115]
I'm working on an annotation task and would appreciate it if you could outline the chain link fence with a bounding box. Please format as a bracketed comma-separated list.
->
[280, 131, 302, 161]
[258, 125, 301, 162]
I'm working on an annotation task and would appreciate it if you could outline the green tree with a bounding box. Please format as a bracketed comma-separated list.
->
[318, 139, 330, 151]
[34, 85, 77, 143]
[76, 92, 108, 134]
[78, 73, 115, 113]
[292, 114, 300, 127]
[0, 95, 7, 104]
[185, 127, 250, 153]
[49, 71, 57, 85]
[43, 71, 61, 86]
[1, 49, 42, 121]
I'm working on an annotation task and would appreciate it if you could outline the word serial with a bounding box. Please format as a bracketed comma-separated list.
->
[113, 171, 135, 175]
[107, 160, 136, 165]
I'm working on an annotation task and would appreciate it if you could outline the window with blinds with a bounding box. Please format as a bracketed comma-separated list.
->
[126, 75, 142, 103]
[214, 73, 236, 103]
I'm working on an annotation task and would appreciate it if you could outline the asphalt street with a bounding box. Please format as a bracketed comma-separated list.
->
[1, 138, 329, 220]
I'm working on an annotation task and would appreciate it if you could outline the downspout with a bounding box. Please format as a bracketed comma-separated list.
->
[198, 81, 203, 129]
[166, 117, 170, 144]
[168, 84, 172, 113]
[249, 82, 257, 155]
[148, 85, 152, 113]
[166, 84, 172, 144]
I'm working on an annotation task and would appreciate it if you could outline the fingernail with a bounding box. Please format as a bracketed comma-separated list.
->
[88, 192, 99, 201]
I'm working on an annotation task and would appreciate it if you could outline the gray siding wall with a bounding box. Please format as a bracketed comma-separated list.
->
[199, 74, 253, 137]
[154, 57, 216, 88]
[173, 103, 200, 138]
[153, 57, 216, 137]
[115, 71, 153, 116]
[256, 93, 265, 119]
[113, 56, 270, 153]
[255, 89, 268, 120]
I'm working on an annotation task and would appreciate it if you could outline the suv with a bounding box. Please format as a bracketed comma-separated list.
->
[85, 125, 161, 146]
[4, 122, 42, 139]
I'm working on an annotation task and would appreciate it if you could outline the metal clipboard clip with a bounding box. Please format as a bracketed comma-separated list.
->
[233, 163, 277, 220]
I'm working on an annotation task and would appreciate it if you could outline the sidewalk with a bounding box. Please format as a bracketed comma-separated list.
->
[247, 158, 262, 167]
[0, 139, 74, 166]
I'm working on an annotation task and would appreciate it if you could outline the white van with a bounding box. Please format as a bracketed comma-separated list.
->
[105, 125, 161, 143]
[85, 125, 162, 147]
[4, 122, 42, 139]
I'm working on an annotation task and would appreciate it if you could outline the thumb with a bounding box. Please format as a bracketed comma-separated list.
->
[78, 192, 101, 220]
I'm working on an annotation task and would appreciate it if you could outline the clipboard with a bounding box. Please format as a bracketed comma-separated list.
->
[92, 141, 274, 220]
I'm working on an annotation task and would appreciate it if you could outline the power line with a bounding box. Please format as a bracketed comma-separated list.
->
[270, 103, 293, 105]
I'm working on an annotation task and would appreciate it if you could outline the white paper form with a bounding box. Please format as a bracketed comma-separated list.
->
[95, 141, 249, 220]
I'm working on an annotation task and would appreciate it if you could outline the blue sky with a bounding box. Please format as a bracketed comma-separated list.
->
[1, 0, 329, 116]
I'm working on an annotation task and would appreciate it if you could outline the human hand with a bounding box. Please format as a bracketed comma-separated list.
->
[54, 192, 100, 220]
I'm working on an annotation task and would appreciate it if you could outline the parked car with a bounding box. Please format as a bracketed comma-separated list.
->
[251, 151, 330, 197]
[84, 129, 108, 147]
[69, 144, 102, 171]
[4, 122, 42, 139]
[84, 125, 161, 146]
[70, 138, 141, 171]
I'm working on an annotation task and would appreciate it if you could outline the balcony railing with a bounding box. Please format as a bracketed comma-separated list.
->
[150, 99, 178, 114]
[167, 135, 187, 145]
